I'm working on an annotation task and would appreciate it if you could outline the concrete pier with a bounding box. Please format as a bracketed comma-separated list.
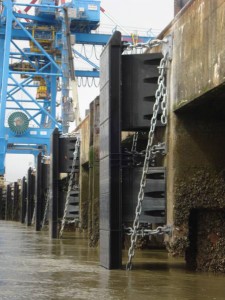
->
[154, 0, 225, 270]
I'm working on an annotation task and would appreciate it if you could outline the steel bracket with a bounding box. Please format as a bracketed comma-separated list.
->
[162, 34, 173, 61]
[152, 142, 167, 155]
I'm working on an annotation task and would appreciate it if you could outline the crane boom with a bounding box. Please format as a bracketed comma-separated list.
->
[0, 0, 152, 174]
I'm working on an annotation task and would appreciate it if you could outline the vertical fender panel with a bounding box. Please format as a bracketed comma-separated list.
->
[99, 31, 122, 269]
[12, 182, 19, 221]
[0, 187, 2, 220]
[20, 176, 27, 224]
[26, 168, 34, 226]
[35, 153, 42, 231]
[49, 128, 59, 238]
[5, 185, 11, 221]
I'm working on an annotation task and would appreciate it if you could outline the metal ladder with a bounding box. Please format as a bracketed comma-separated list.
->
[59, 137, 80, 238]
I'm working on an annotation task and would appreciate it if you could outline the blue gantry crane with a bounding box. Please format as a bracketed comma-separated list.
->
[0, 0, 151, 175]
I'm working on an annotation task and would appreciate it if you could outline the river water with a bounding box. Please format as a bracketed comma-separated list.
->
[0, 221, 224, 300]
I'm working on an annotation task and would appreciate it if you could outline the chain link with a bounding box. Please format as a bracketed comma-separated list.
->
[123, 38, 169, 54]
[131, 132, 139, 153]
[150, 142, 166, 167]
[124, 225, 172, 237]
[124, 39, 166, 51]
[59, 137, 80, 238]
[31, 206, 35, 225]
[160, 57, 168, 125]
[41, 191, 49, 230]
[126, 53, 169, 271]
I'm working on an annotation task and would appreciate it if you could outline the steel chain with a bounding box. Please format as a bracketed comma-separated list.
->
[124, 225, 172, 237]
[59, 137, 80, 238]
[126, 53, 169, 271]
[131, 132, 139, 153]
[150, 142, 166, 167]
[31, 206, 35, 225]
[160, 60, 168, 125]
[123, 38, 168, 54]
[41, 191, 49, 230]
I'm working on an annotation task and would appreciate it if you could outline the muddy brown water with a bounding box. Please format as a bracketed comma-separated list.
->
[0, 221, 225, 300]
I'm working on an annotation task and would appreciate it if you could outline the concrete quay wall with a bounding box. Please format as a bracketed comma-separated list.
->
[155, 0, 225, 271]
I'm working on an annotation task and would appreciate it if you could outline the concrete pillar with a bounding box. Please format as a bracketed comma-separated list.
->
[79, 115, 90, 230]
[80, 165, 89, 229]
[12, 182, 19, 221]
[5, 184, 12, 221]
[164, 0, 225, 271]
[88, 98, 100, 247]
[26, 168, 35, 226]
[0, 187, 3, 220]
[20, 177, 27, 224]
[79, 97, 100, 246]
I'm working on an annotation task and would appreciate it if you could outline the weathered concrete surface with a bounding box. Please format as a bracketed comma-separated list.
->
[186, 209, 225, 272]
[79, 115, 90, 166]
[80, 165, 89, 229]
[153, 0, 225, 271]
[88, 97, 100, 247]
[78, 115, 90, 230]
[170, 0, 225, 110]
[78, 97, 100, 246]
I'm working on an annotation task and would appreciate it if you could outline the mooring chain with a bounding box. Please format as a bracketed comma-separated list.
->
[159, 60, 168, 125]
[59, 137, 80, 238]
[41, 191, 49, 230]
[31, 206, 35, 225]
[123, 38, 168, 53]
[150, 142, 166, 167]
[125, 225, 172, 237]
[131, 132, 139, 153]
[126, 53, 169, 271]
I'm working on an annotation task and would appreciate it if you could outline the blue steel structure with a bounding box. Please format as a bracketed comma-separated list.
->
[0, 0, 151, 175]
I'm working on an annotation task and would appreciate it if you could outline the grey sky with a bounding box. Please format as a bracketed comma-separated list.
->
[101, 0, 174, 33]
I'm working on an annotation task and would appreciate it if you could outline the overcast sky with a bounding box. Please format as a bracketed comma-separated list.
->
[101, 0, 174, 32]
[5, 0, 174, 182]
